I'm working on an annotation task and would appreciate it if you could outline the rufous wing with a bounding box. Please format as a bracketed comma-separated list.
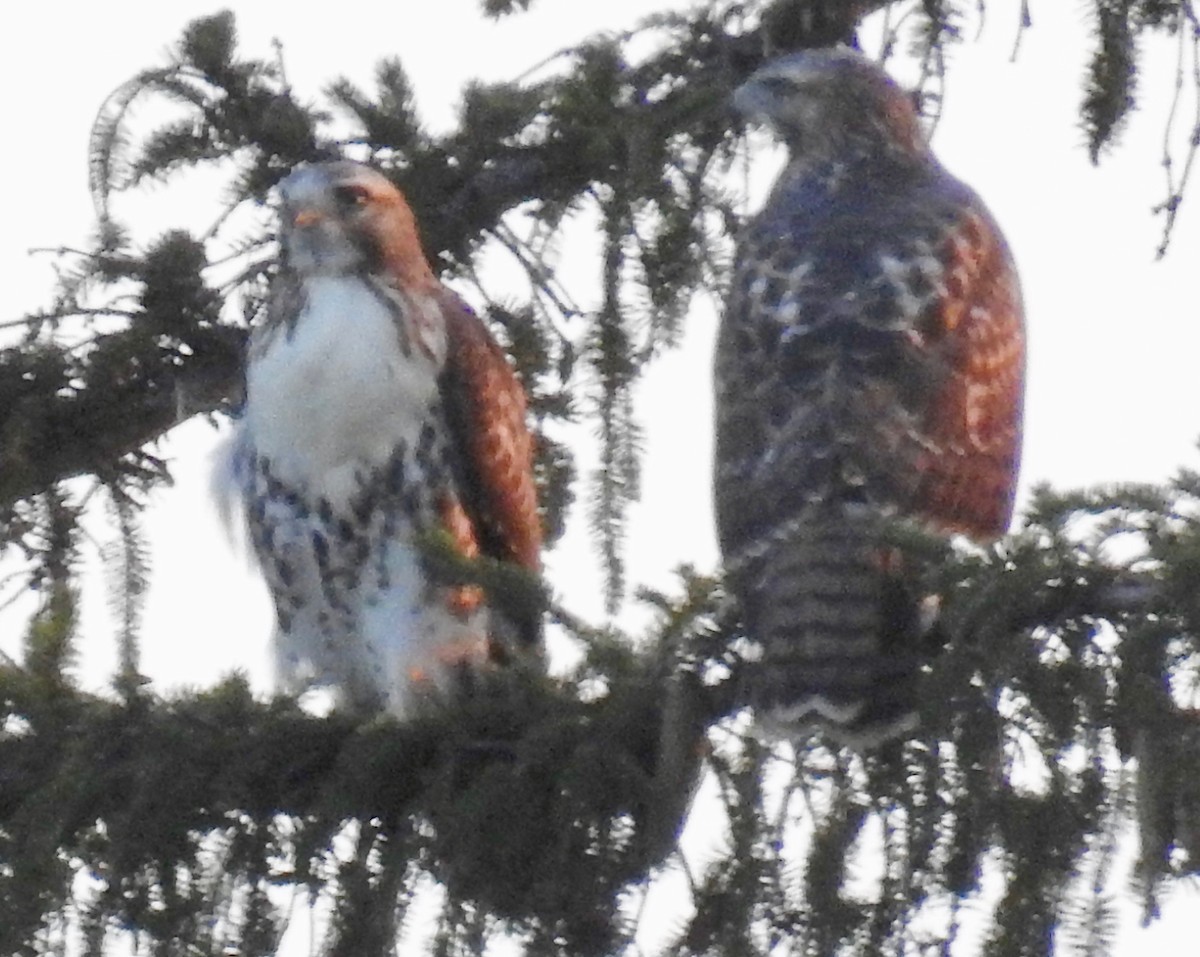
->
[436, 288, 543, 573]
[914, 208, 1025, 541]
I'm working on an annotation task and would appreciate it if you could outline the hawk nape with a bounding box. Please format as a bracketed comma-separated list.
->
[715, 49, 1024, 748]
[215, 161, 542, 718]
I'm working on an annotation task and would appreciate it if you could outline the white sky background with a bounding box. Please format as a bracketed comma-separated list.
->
[2, 0, 1200, 953]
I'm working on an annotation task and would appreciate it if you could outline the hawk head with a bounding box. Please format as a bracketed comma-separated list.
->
[277, 161, 436, 288]
[734, 48, 925, 160]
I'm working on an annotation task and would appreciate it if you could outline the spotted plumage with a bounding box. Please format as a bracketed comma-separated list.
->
[715, 50, 1024, 747]
[216, 161, 542, 717]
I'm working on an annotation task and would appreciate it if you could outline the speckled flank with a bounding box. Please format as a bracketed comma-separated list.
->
[243, 406, 481, 714]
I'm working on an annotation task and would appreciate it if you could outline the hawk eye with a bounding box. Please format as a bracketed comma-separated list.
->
[759, 75, 795, 96]
[332, 183, 369, 211]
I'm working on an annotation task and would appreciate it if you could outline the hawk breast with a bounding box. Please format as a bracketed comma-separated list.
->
[246, 275, 442, 506]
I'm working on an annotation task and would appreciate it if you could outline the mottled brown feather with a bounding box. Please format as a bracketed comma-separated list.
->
[437, 288, 543, 572]
[915, 209, 1024, 540]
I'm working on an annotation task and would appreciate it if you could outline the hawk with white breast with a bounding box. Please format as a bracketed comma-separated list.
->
[216, 161, 542, 717]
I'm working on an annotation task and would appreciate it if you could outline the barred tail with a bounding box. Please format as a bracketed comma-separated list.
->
[742, 508, 930, 748]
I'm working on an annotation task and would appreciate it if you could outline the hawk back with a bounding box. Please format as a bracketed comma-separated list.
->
[716, 51, 1024, 748]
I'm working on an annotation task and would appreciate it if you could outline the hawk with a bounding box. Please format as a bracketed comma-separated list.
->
[215, 161, 542, 717]
[715, 50, 1024, 747]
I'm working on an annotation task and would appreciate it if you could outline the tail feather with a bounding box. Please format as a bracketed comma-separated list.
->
[739, 507, 932, 747]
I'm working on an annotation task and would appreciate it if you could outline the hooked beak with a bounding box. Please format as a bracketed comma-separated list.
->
[292, 207, 323, 228]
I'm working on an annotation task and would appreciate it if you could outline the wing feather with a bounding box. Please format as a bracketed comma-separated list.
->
[436, 289, 543, 572]
[912, 208, 1024, 540]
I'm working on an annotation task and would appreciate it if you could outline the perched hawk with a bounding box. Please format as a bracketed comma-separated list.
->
[216, 161, 542, 717]
[715, 50, 1024, 747]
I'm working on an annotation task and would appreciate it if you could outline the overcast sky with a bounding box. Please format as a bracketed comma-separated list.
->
[2, 1, 1199, 952]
